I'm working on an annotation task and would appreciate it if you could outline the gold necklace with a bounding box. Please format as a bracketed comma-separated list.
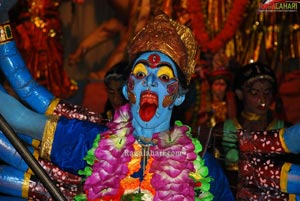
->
[241, 111, 264, 121]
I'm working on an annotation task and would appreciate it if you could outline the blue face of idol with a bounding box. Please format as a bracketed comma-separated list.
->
[123, 51, 185, 139]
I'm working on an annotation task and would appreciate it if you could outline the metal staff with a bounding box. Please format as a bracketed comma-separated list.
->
[0, 113, 67, 201]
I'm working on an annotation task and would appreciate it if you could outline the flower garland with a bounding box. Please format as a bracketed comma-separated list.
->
[149, 121, 212, 200]
[188, 0, 249, 53]
[74, 104, 213, 201]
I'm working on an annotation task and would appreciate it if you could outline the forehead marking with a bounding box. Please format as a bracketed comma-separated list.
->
[148, 53, 161, 68]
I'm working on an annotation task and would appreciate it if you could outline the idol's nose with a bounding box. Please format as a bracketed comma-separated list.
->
[143, 73, 158, 88]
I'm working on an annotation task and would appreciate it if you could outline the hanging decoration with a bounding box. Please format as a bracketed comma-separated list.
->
[187, 0, 249, 53]
[11, 0, 78, 99]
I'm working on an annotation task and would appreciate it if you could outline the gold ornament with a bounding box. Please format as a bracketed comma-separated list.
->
[241, 111, 265, 121]
[162, 95, 174, 107]
[128, 13, 197, 85]
[128, 90, 136, 104]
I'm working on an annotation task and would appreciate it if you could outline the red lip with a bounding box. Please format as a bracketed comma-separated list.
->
[139, 91, 158, 122]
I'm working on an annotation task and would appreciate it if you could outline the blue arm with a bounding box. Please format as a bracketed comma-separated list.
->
[0, 41, 55, 113]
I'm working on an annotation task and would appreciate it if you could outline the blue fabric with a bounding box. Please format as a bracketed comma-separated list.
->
[287, 163, 300, 194]
[0, 195, 26, 201]
[0, 84, 7, 92]
[203, 152, 235, 201]
[284, 123, 300, 154]
[51, 117, 107, 174]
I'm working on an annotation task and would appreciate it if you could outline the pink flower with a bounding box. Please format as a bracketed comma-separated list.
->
[150, 123, 196, 200]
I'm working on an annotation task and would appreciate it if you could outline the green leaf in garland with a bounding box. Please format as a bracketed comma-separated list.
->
[199, 166, 209, 177]
[199, 179, 211, 191]
[191, 137, 203, 153]
[121, 193, 145, 201]
[197, 191, 214, 201]
[83, 134, 101, 165]
[174, 120, 183, 127]
[83, 152, 96, 165]
[73, 193, 87, 201]
[78, 166, 92, 177]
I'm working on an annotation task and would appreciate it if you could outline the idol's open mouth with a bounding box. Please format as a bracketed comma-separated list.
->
[139, 91, 158, 122]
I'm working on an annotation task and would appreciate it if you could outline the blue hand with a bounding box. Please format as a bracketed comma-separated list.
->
[0, 89, 47, 140]
[0, 42, 55, 113]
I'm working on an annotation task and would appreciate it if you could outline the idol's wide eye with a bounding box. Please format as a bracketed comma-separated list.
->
[157, 66, 175, 82]
[132, 63, 148, 79]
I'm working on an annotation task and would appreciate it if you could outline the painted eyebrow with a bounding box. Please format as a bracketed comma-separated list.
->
[157, 62, 173, 69]
[135, 60, 148, 66]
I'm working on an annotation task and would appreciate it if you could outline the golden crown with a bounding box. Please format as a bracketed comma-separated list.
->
[127, 13, 197, 85]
